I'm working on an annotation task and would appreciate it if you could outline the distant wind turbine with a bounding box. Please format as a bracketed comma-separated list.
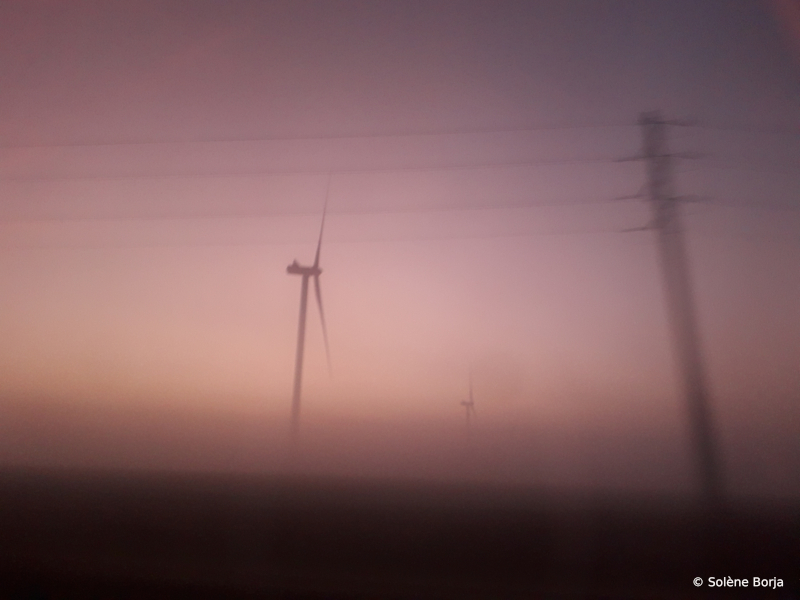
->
[287, 181, 332, 444]
[460, 371, 476, 434]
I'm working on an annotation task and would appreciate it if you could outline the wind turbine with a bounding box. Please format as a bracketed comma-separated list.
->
[287, 185, 332, 444]
[460, 371, 476, 434]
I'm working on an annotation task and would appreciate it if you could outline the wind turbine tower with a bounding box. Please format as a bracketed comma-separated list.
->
[287, 194, 331, 445]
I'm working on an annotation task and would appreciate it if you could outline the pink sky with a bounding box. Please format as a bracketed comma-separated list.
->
[0, 1, 797, 497]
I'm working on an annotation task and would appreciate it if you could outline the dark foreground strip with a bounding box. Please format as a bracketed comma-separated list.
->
[0, 468, 797, 599]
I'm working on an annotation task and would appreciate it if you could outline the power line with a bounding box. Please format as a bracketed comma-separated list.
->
[326, 228, 631, 243]
[0, 196, 644, 224]
[690, 159, 800, 174]
[686, 122, 800, 137]
[4, 154, 794, 184]
[699, 199, 800, 212]
[1, 121, 794, 151]
[0, 157, 625, 183]
[16, 208, 786, 247]
[0, 122, 637, 150]
[1, 195, 793, 225]
[0, 227, 631, 250]
[2, 220, 789, 250]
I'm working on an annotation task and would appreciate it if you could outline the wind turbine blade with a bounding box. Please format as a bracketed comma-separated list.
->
[313, 174, 332, 268]
[313, 274, 332, 375]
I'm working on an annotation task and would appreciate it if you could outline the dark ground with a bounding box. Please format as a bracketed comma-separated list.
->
[0, 467, 797, 599]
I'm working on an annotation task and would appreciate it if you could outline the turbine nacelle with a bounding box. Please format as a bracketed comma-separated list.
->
[287, 260, 322, 276]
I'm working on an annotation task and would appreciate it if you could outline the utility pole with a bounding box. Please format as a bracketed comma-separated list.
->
[636, 110, 721, 500]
